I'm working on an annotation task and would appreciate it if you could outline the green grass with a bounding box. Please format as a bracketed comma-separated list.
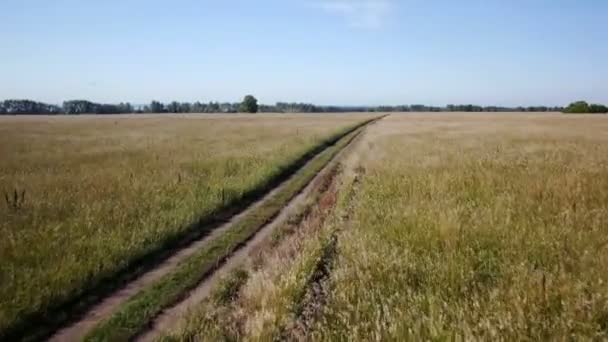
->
[0, 114, 374, 340]
[211, 268, 250, 306]
[83, 118, 376, 341]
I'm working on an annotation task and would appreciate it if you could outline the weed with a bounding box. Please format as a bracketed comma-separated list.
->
[4, 189, 25, 210]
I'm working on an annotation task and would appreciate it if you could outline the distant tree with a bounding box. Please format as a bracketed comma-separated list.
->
[2, 100, 61, 114]
[239, 95, 258, 113]
[219, 102, 237, 113]
[62, 100, 125, 114]
[63, 100, 93, 114]
[0, 97, 574, 115]
[561, 101, 607, 114]
[589, 103, 608, 113]
[190, 101, 205, 113]
[563, 101, 590, 113]
[410, 104, 427, 112]
[206, 101, 220, 113]
[117, 102, 133, 113]
[166, 101, 180, 113]
[179, 102, 191, 113]
[147, 101, 165, 113]
[259, 104, 280, 113]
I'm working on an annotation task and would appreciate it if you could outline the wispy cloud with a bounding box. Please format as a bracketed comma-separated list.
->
[310, 0, 392, 29]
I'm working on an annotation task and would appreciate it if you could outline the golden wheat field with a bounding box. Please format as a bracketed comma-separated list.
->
[164, 113, 608, 341]
[0, 113, 372, 335]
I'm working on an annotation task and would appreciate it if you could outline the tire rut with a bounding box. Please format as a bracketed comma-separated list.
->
[47, 117, 384, 342]
[134, 119, 380, 342]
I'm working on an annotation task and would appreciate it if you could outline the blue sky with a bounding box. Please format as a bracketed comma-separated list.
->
[1, 0, 606, 106]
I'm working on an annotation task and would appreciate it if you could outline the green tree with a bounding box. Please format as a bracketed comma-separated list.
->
[148, 101, 165, 113]
[563, 101, 591, 113]
[239, 95, 258, 113]
[589, 103, 608, 113]
[166, 101, 180, 113]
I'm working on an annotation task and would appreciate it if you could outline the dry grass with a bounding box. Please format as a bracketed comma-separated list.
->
[313, 113, 608, 340]
[6, 113, 607, 340]
[160, 187, 336, 342]
[84, 121, 374, 341]
[161, 158, 346, 342]
[0, 113, 371, 336]
[156, 113, 608, 341]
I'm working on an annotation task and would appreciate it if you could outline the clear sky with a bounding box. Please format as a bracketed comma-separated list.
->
[1, 0, 606, 106]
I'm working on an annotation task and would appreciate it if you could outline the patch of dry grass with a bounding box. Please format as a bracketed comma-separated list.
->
[161, 157, 348, 342]
[84, 121, 374, 341]
[0, 113, 371, 336]
[313, 113, 608, 340]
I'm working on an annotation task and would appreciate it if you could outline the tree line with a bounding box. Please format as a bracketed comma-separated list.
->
[562, 101, 608, 114]
[2, 97, 605, 115]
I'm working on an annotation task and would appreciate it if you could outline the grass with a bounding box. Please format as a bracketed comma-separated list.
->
[7, 112, 606, 340]
[211, 267, 250, 306]
[163, 113, 608, 341]
[83, 117, 376, 341]
[312, 114, 608, 340]
[0, 114, 374, 340]
[161, 147, 353, 341]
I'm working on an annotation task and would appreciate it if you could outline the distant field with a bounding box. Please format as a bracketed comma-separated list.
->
[167, 113, 608, 340]
[0, 113, 372, 335]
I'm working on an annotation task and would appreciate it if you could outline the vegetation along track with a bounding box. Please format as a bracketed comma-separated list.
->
[134, 117, 374, 342]
[39, 115, 386, 342]
[161, 121, 372, 341]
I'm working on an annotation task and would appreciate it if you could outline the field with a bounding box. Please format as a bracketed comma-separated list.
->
[0, 114, 372, 337]
[314, 114, 608, 340]
[2, 113, 608, 341]
[163, 113, 608, 341]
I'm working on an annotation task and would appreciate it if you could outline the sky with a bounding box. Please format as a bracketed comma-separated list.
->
[1, 0, 607, 106]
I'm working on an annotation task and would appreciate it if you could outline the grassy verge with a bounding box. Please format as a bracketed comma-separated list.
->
[160, 144, 355, 341]
[84, 118, 378, 341]
[161, 230, 336, 342]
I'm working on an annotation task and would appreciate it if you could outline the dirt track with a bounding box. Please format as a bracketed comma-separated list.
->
[48, 117, 383, 341]
[135, 119, 377, 341]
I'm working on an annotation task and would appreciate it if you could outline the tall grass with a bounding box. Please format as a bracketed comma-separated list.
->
[0, 114, 372, 337]
[161, 145, 357, 341]
[313, 114, 608, 340]
[84, 120, 374, 341]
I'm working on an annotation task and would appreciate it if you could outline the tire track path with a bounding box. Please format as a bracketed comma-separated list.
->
[48, 117, 384, 342]
[134, 116, 383, 342]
